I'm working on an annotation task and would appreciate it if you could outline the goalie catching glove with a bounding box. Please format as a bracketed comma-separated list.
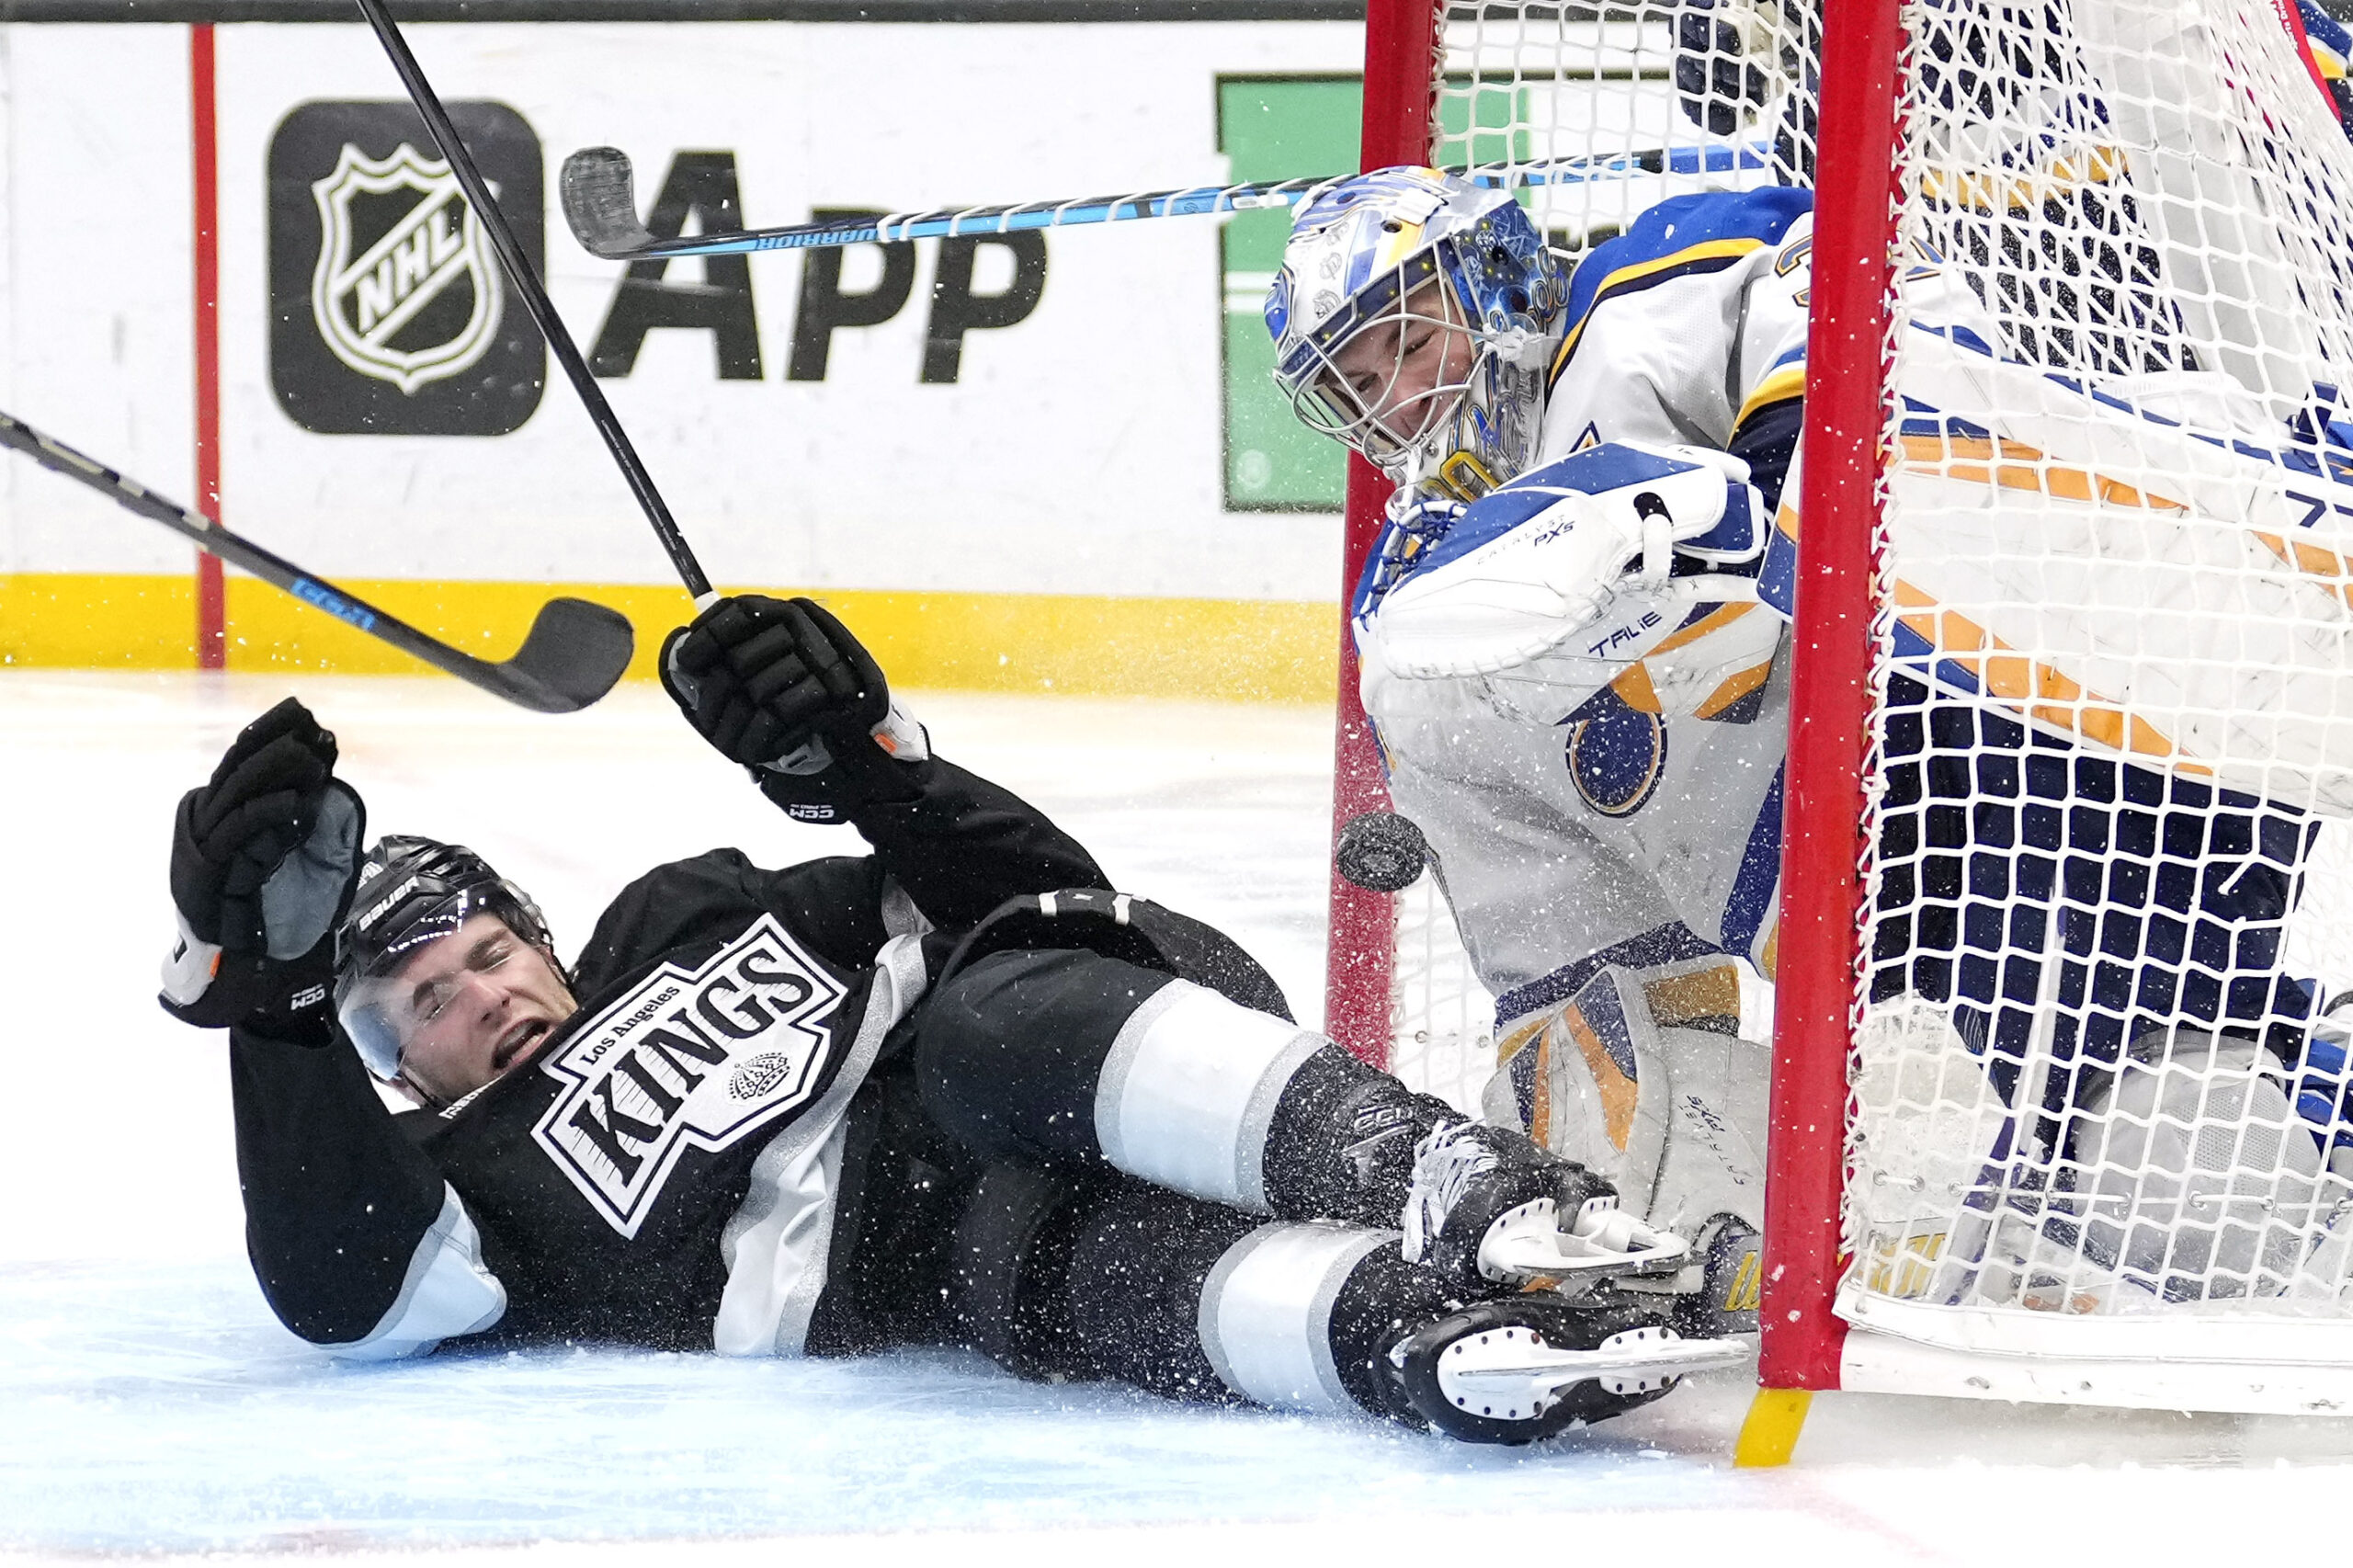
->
[1369, 439, 1767, 678]
[159, 697, 366, 1040]
[660, 594, 930, 823]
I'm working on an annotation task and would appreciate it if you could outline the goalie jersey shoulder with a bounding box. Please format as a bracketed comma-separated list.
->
[1546, 187, 1813, 393]
[2301, 0, 2353, 140]
[1541, 187, 1814, 472]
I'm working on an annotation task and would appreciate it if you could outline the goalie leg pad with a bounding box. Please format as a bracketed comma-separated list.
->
[2070, 1029, 2341, 1302]
[1496, 962, 1768, 1250]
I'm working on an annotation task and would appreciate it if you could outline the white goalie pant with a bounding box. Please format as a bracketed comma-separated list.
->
[1482, 958, 1767, 1306]
[1847, 999, 2353, 1316]
[1892, 324, 2353, 817]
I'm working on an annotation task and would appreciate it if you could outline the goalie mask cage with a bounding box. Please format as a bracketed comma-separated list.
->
[1329, 0, 2353, 1414]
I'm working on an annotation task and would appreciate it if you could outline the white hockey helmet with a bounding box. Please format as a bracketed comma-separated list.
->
[1266, 167, 1563, 497]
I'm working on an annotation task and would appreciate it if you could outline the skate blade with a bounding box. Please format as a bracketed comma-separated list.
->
[1439, 1324, 1753, 1412]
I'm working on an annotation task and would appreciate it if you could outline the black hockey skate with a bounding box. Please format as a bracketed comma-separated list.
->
[1387, 1296, 1751, 1445]
[1401, 1120, 1688, 1291]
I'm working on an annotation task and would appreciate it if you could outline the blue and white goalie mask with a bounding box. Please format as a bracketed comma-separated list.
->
[1266, 168, 1563, 498]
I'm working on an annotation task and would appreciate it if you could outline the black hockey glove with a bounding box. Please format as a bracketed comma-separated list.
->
[660, 595, 928, 823]
[161, 697, 366, 1040]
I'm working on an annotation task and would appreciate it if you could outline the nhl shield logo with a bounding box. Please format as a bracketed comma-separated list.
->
[268, 100, 543, 435]
[310, 143, 502, 395]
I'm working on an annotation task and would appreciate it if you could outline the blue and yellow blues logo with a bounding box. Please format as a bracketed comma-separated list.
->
[1563, 684, 1667, 817]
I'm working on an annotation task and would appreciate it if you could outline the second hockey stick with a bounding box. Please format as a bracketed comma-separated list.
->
[557, 142, 1774, 264]
[0, 409, 633, 715]
[353, 0, 717, 609]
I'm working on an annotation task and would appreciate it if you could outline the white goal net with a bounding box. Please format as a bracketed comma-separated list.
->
[1838, 0, 2353, 1406]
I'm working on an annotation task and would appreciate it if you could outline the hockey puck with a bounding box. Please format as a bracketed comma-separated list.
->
[1336, 811, 1428, 892]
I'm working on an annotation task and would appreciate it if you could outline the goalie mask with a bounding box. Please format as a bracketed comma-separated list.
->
[334, 835, 559, 1081]
[1267, 167, 1563, 499]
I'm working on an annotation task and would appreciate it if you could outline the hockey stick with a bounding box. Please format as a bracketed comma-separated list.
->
[0, 409, 633, 714]
[557, 142, 1774, 264]
[352, 0, 717, 608]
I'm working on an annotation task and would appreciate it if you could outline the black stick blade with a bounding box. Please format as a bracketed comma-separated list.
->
[561, 147, 655, 260]
[490, 597, 635, 713]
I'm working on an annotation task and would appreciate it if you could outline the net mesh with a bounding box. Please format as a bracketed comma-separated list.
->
[1381, 877, 1496, 1115]
[1848, 0, 2353, 1337]
[1364, 0, 2353, 1365]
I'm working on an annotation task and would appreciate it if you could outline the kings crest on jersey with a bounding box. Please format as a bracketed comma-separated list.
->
[532, 914, 847, 1238]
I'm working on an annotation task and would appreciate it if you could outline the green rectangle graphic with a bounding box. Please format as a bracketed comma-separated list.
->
[1217, 75, 1358, 512]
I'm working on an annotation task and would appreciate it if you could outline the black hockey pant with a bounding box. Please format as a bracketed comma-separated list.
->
[809, 948, 1470, 1424]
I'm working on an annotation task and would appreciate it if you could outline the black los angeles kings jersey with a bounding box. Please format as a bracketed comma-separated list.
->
[225, 756, 1102, 1360]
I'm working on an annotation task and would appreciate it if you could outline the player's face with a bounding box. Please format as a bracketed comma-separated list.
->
[1320, 278, 1480, 458]
[388, 912, 577, 1106]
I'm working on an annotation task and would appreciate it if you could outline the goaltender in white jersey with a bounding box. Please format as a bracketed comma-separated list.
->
[1267, 168, 1832, 1330]
[1268, 152, 2353, 1325]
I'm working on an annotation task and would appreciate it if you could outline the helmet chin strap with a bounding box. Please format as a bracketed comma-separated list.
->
[1403, 325, 1552, 503]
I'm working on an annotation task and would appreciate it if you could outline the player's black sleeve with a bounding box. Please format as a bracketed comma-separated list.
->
[571, 757, 1105, 993]
[569, 848, 894, 989]
[227, 1023, 453, 1345]
[848, 755, 1106, 932]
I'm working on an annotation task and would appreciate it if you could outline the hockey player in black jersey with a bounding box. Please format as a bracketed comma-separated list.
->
[158, 595, 1743, 1444]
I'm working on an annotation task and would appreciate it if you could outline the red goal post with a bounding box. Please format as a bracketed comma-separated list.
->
[1323, 0, 1866, 1384]
[1322, 0, 1445, 1076]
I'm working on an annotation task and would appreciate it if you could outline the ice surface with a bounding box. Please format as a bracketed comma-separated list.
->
[10, 670, 2353, 1565]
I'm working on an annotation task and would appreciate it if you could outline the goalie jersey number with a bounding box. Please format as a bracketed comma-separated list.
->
[532, 915, 847, 1237]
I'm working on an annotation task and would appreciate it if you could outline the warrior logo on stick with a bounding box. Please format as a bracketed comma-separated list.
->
[309, 142, 503, 394]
